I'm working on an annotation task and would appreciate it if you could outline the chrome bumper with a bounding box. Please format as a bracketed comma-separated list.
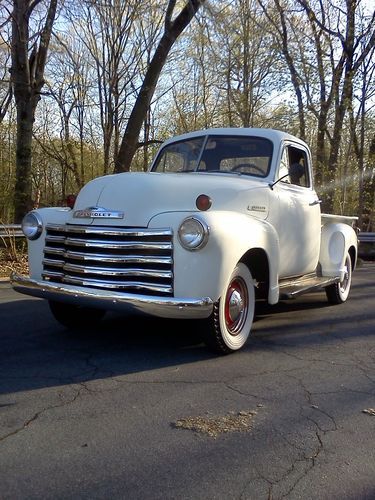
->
[11, 273, 214, 319]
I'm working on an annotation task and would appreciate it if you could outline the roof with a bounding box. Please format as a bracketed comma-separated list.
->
[162, 128, 308, 149]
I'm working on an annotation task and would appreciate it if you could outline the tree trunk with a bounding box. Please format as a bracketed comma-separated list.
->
[364, 135, 375, 231]
[11, 0, 58, 222]
[14, 100, 35, 221]
[314, 110, 328, 189]
[260, 0, 306, 140]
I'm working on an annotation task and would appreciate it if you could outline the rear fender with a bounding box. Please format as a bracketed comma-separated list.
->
[319, 222, 358, 279]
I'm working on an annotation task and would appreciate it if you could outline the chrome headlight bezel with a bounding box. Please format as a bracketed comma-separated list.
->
[21, 211, 43, 240]
[178, 217, 209, 251]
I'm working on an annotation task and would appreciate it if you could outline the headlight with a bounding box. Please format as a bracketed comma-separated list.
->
[21, 211, 43, 240]
[178, 217, 209, 251]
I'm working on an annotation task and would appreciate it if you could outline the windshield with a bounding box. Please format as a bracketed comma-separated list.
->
[152, 135, 273, 178]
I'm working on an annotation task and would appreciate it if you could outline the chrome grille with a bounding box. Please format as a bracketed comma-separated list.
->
[42, 224, 174, 295]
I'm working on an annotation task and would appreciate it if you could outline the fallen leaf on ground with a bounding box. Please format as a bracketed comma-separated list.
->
[173, 409, 259, 438]
[362, 408, 375, 416]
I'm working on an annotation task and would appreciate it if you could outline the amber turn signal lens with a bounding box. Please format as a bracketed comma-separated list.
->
[196, 194, 212, 211]
[66, 194, 76, 209]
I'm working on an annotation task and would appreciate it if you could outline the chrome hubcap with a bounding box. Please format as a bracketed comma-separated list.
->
[340, 257, 351, 294]
[224, 278, 248, 335]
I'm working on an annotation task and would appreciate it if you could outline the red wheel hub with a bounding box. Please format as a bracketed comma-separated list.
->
[224, 277, 248, 335]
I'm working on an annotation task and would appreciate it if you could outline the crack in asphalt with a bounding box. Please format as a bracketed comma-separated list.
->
[238, 354, 374, 499]
[275, 348, 375, 375]
[241, 428, 324, 500]
[237, 376, 336, 499]
[225, 383, 261, 400]
[0, 387, 83, 444]
[279, 431, 324, 499]
[292, 376, 339, 431]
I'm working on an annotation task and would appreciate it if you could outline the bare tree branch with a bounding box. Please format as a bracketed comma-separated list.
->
[115, 0, 206, 172]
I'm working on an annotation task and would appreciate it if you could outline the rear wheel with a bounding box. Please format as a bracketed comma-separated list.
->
[325, 252, 353, 304]
[203, 263, 255, 354]
[49, 301, 106, 329]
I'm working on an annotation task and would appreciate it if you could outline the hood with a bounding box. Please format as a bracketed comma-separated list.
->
[70, 171, 270, 226]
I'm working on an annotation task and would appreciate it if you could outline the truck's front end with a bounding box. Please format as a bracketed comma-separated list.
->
[13, 128, 284, 353]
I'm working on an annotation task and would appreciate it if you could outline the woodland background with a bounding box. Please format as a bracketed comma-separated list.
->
[0, 0, 374, 229]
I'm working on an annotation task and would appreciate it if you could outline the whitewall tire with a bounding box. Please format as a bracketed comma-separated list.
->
[325, 252, 353, 304]
[203, 262, 255, 354]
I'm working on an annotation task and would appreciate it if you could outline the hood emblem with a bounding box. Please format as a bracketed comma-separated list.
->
[73, 206, 124, 219]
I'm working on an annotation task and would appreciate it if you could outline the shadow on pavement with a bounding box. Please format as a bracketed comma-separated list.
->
[0, 266, 374, 397]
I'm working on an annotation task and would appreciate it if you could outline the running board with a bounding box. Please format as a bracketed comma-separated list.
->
[279, 275, 340, 299]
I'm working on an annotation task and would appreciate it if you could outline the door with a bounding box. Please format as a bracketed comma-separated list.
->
[269, 143, 321, 278]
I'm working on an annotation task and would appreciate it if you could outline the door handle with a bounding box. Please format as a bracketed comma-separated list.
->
[309, 199, 322, 206]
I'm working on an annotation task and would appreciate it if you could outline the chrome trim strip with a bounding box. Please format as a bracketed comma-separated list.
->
[63, 238, 172, 250]
[44, 248, 173, 264]
[46, 235, 65, 243]
[46, 224, 172, 237]
[62, 276, 172, 293]
[43, 258, 65, 268]
[61, 262, 173, 279]
[42, 270, 65, 278]
[44, 248, 65, 256]
[42, 273, 172, 293]
[11, 273, 213, 319]
[279, 275, 340, 299]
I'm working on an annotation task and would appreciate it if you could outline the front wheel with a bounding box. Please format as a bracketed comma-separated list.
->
[325, 252, 353, 304]
[49, 301, 106, 329]
[203, 263, 255, 354]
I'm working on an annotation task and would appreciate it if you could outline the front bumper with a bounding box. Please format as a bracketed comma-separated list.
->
[11, 273, 214, 319]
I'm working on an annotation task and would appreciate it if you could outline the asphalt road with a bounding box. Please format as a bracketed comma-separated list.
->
[0, 263, 374, 500]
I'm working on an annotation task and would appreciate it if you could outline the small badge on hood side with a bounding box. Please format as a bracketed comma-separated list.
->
[247, 205, 266, 213]
[73, 207, 124, 219]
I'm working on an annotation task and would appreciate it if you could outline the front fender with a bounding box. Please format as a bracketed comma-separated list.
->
[319, 222, 358, 278]
[25, 207, 72, 279]
[149, 211, 280, 303]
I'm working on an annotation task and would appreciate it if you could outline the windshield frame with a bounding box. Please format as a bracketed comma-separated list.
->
[151, 134, 274, 178]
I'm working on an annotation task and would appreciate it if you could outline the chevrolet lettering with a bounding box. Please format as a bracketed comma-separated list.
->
[73, 207, 124, 219]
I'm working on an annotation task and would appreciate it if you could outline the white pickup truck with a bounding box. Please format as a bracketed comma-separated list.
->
[12, 128, 358, 353]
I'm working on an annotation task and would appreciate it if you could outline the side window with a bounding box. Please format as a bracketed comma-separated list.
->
[288, 146, 310, 187]
[279, 148, 289, 180]
[279, 145, 311, 187]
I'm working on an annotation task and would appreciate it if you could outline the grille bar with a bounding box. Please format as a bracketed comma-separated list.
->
[46, 235, 65, 243]
[43, 224, 174, 296]
[63, 237, 172, 250]
[43, 270, 64, 278]
[45, 248, 172, 264]
[43, 261, 173, 279]
[43, 258, 65, 268]
[60, 276, 173, 294]
[47, 224, 171, 238]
